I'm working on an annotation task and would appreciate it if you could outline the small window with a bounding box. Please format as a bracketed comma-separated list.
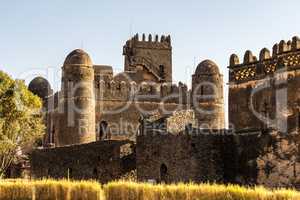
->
[97, 121, 109, 141]
[160, 164, 168, 183]
[93, 168, 98, 178]
[159, 65, 165, 79]
[51, 125, 55, 144]
[200, 85, 204, 95]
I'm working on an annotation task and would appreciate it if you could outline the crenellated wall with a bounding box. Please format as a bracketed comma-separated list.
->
[94, 80, 189, 104]
[124, 33, 171, 49]
[229, 36, 300, 132]
[123, 33, 172, 83]
[229, 36, 300, 83]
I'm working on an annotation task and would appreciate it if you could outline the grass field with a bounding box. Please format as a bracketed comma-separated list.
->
[0, 179, 299, 200]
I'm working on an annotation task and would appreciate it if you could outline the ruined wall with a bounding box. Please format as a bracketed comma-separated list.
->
[137, 125, 300, 189]
[136, 129, 237, 184]
[234, 129, 300, 189]
[254, 131, 300, 188]
[229, 36, 300, 132]
[30, 140, 135, 183]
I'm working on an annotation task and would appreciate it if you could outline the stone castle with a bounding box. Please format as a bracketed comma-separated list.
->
[28, 34, 300, 189]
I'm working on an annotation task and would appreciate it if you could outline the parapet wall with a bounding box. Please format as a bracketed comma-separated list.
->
[95, 80, 189, 104]
[229, 36, 300, 83]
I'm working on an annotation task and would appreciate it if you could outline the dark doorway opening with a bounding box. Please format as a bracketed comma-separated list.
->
[93, 168, 98, 179]
[160, 163, 168, 183]
[97, 121, 109, 140]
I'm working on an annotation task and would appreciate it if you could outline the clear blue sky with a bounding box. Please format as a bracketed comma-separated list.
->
[1, 0, 300, 122]
[1, 0, 300, 86]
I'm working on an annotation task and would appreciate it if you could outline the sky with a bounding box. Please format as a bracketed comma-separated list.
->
[1, 0, 300, 123]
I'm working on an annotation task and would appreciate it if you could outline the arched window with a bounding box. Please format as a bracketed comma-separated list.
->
[97, 121, 109, 141]
[160, 163, 168, 183]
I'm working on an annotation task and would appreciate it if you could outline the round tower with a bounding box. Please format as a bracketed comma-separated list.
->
[29, 76, 54, 146]
[192, 60, 225, 129]
[28, 76, 53, 102]
[58, 49, 95, 146]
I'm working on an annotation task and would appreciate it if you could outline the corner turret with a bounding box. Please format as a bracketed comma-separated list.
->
[58, 49, 96, 146]
[192, 60, 225, 129]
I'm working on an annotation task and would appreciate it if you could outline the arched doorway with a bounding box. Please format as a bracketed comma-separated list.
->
[97, 121, 110, 141]
[160, 163, 168, 183]
[93, 167, 98, 179]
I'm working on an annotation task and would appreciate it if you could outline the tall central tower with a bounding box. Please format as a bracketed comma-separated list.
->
[58, 49, 96, 146]
[123, 33, 172, 83]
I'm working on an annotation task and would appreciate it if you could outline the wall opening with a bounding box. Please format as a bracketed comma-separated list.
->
[97, 121, 109, 141]
[51, 125, 55, 144]
[93, 168, 98, 178]
[159, 65, 165, 79]
[200, 85, 204, 95]
[160, 163, 168, 183]
[46, 168, 51, 177]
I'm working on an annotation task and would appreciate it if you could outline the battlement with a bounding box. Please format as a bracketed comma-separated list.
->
[124, 33, 171, 50]
[95, 80, 189, 104]
[228, 36, 300, 83]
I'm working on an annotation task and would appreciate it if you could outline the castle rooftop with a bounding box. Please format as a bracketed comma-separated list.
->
[63, 49, 93, 66]
[195, 59, 220, 75]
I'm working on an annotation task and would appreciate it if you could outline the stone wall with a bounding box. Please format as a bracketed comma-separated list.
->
[95, 101, 189, 141]
[136, 126, 300, 189]
[253, 131, 300, 188]
[136, 129, 237, 184]
[30, 140, 135, 183]
[228, 36, 300, 132]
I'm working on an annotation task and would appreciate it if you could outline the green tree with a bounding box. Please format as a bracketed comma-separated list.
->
[0, 71, 44, 178]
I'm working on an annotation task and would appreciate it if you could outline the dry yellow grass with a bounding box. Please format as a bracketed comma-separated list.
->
[0, 179, 300, 200]
[0, 179, 104, 200]
[104, 181, 300, 200]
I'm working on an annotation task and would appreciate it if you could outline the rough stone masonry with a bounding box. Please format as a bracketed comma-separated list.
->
[29, 34, 300, 188]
